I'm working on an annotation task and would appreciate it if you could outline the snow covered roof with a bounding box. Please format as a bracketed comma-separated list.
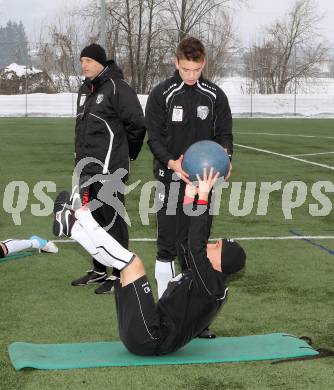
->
[2, 63, 42, 78]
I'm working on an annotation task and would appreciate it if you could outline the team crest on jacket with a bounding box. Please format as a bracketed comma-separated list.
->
[172, 106, 183, 122]
[96, 94, 104, 104]
[197, 106, 209, 120]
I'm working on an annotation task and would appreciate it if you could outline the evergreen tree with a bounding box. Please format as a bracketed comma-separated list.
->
[0, 20, 28, 68]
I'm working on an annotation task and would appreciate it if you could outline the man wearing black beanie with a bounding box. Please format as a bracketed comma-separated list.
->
[80, 43, 107, 69]
[71, 43, 146, 294]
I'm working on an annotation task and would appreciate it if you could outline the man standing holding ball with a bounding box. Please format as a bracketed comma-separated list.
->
[145, 37, 233, 338]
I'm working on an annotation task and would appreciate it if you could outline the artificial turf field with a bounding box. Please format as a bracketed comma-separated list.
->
[0, 118, 333, 389]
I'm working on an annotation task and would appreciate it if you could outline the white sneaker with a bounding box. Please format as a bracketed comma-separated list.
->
[41, 241, 58, 254]
[30, 235, 58, 254]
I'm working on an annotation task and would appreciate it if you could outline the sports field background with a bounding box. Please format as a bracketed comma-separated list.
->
[0, 118, 333, 389]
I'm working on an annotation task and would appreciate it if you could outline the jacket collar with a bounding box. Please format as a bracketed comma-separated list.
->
[173, 70, 204, 87]
[84, 60, 124, 94]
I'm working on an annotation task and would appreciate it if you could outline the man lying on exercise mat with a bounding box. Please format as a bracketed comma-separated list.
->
[53, 168, 246, 356]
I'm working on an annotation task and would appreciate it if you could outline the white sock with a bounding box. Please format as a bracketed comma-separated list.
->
[30, 238, 42, 249]
[155, 260, 176, 298]
[70, 222, 100, 257]
[73, 207, 134, 270]
[2, 239, 34, 255]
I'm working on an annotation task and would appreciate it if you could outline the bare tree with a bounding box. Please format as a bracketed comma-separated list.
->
[55, 0, 245, 92]
[35, 16, 83, 92]
[141, 0, 169, 92]
[159, 0, 244, 82]
[245, 0, 328, 94]
[161, 0, 246, 44]
[78, 0, 167, 93]
[201, 9, 235, 82]
[161, 0, 229, 43]
[103, 0, 169, 93]
[243, 40, 278, 94]
[330, 57, 334, 78]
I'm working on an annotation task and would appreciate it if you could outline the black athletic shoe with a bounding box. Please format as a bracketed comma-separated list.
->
[53, 191, 75, 237]
[94, 277, 116, 294]
[197, 328, 216, 339]
[71, 270, 108, 286]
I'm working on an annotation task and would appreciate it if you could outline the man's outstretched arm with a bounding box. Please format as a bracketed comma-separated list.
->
[186, 170, 226, 297]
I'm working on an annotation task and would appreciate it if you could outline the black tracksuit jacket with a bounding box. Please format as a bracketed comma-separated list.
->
[157, 207, 228, 355]
[146, 71, 233, 182]
[75, 60, 146, 176]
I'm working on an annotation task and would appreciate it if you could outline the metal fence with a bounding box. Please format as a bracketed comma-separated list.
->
[220, 75, 334, 118]
[0, 93, 77, 118]
[0, 44, 333, 118]
[1, 90, 333, 118]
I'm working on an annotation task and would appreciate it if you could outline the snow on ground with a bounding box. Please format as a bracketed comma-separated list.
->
[219, 77, 334, 95]
[0, 78, 333, 117]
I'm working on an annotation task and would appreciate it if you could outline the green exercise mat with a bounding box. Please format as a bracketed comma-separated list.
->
[8, 333, 318, 370]
[0, 252, 32, 263]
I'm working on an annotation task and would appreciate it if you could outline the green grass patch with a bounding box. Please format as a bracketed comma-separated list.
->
[0, 118, 333, 389]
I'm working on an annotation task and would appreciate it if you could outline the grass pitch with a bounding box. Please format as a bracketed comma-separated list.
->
[0, 118, 333, 389]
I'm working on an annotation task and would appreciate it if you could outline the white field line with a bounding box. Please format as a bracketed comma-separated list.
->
[290, 151, 334, 157]
[53, 236, 334, 243]
[235, 132, 334, 140]
[235, 143, 334, 170]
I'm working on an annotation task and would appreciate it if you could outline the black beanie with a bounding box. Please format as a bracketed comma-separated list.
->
[80, 43, 107, 67]
[221, 239, 246, 275]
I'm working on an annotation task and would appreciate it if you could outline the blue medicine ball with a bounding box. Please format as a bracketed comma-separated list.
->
[182, 140, 230, 181]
